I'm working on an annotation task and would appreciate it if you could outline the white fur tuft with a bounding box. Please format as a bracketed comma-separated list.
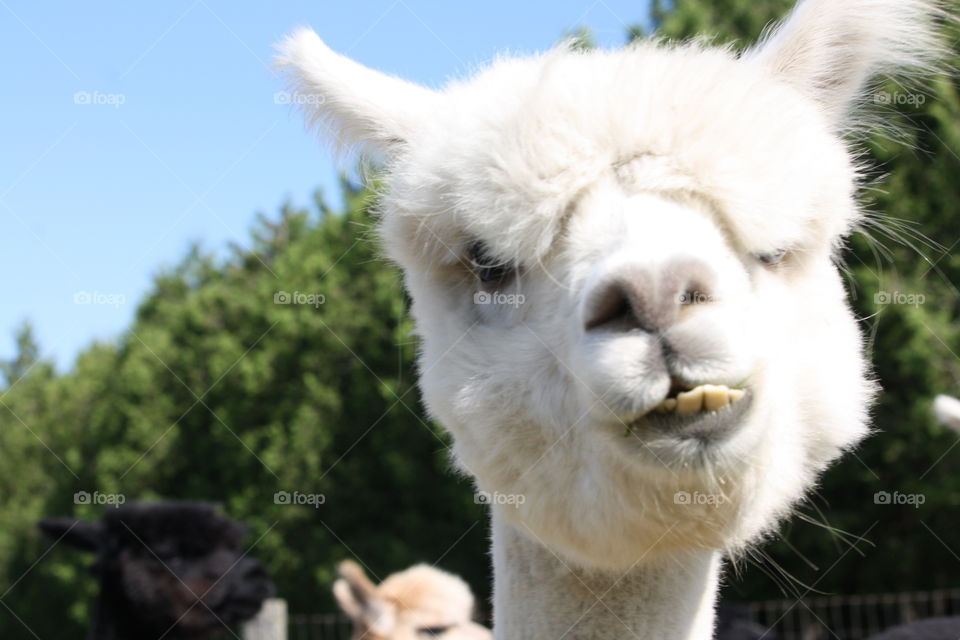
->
[274, 28, 439, 159]
[747, 0, 951, 127]
[933, 394, 960, 433]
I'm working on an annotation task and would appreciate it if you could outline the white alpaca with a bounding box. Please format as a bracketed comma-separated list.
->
[933, 394, 960, 432]
[333, 560, 491, 640]
[277, 1, 952, 638]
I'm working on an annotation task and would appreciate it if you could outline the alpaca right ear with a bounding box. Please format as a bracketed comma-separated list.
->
[334, 560, 377, 619]
[275, 28, 439, 160]
[333, 578, 364, 619]
[37, 518, 103, 552]
[334, 560, 397, 633]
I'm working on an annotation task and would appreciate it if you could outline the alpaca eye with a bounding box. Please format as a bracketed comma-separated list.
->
[756, 249, 787, 267]
[467, 241, 514, 284]
[418, 626, 450, 637]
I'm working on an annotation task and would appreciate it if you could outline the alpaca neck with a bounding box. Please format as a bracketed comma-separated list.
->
[90, 614, 165, 640]
[491, 511, 720, 640]
[89, 585, 158, 640]
[89, 584, 123, 640]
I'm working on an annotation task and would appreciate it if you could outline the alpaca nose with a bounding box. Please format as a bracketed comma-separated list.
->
[239, 558, 272, 586]
[583, 257, 716, 332]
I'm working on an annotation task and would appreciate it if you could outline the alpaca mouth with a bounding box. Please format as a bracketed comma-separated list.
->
[626, 383, 752, 442]
[651, 383, 747, 415]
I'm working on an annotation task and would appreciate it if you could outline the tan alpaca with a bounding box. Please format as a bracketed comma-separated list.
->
[333, 561, 491, 640]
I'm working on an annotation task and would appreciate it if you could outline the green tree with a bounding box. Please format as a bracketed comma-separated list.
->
[0, 183, 488, 637]
[1, 323, 40, 387]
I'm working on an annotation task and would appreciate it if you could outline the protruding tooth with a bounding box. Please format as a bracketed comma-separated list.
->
[676, 387, 704, 415]
[703, 385, 730, 411]
[728, 388, 746, 404]
[662, 398, 677, 412]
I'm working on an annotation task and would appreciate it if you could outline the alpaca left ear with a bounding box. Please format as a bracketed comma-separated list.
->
[745, 0, 947, 128]
[275, 28, 440, 160]
[38, 518, 103, 551]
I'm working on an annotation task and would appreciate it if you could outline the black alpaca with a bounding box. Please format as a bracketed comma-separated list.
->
[867, 617, 960, 640]
[39, 501, 274, 640]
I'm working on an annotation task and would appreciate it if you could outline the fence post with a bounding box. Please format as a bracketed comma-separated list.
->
[243, 598, 287, 640]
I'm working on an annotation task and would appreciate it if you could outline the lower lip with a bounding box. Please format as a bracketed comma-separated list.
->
[627, 391, 753, 442]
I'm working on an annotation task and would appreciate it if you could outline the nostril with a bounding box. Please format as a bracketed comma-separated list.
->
[242, 561, 269, 582]
[667, 258, 716, 308]
[584, 280, 635, 331]
[584, 259, 716, 333]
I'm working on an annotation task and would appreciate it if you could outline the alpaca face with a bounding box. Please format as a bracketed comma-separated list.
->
[39, 502, 274, 638]
[377, 68, 873, 566]
[278, 0, 945, 568]
[333, 561, 491, 640]
[115, 541, 271, 635]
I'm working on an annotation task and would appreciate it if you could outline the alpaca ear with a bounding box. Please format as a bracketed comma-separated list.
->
[38, 518, 103, 552]
[333, 579, 364, 619]
[745, 0, 946, 127]
[334, 560, 397, 633]
[334, 560, 377, 618]
[275, 28, 439, 160]
[333, 581, 396, 633]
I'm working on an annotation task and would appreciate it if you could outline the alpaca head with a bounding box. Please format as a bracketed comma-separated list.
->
[278, 0, 949, 569]
[333, 560, 491, 640]
[39, 501, 274, 639]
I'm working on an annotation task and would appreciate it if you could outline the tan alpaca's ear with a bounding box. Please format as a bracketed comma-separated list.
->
[333, 560, 376, 618]
[275, 28, 439, 160]
[333, 560, 397, 634]
[745, 0, 947, 127]
[333, 579, 364, 620]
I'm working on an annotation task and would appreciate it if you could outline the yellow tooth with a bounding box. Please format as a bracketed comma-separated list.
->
[676, 387, 704, 415]
[703, 385, 730, 411]
[655, 397, 677, 413]
[728, 388, 746, 404]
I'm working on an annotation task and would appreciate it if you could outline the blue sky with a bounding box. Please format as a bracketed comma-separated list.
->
[1, 0, 653, 371]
